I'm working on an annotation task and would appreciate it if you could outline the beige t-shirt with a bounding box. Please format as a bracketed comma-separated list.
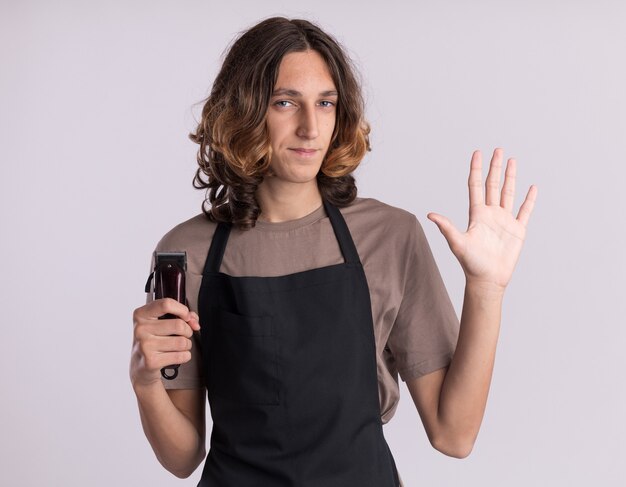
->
[149, 196, 459, 424]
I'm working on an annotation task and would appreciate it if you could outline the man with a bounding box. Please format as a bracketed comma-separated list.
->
[130, 17, 537, 486]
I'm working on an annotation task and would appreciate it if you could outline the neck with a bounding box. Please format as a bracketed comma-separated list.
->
[255, 178, 323, 223]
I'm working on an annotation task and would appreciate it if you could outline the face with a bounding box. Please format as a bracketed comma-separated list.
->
[265, 50, 338, 185]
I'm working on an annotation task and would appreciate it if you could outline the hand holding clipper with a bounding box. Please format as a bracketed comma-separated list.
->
[146, 252, 188, 380]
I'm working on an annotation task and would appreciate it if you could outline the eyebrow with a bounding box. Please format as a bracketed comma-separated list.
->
[271, 88, 339, 97]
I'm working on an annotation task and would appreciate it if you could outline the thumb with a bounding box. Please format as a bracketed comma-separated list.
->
[188, 311, 201, 332]
[427, 212, 463, 249]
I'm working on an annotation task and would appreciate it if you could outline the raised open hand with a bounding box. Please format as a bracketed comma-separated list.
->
[427, 148, 538, 291]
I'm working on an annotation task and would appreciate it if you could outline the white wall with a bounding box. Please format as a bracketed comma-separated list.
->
[2, 0, 625, 485]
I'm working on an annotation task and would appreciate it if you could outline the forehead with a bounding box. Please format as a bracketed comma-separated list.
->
[274, 50, 336, 91]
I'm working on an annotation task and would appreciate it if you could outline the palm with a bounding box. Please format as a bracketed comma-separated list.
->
[428, 149, 538, 290]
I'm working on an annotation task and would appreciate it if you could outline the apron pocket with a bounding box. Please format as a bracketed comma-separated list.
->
[208, 308, 280, 406]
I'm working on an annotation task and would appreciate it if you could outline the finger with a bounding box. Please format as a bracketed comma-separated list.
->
[155, 335, 193, 353]
[485, 148, 504, 206]
[145, 351, 192, 372]
[516, 185, 538, 227]
[139, 318, 194, 338]
[500, 158, 517, 212]
[137, 298, 192, 321]
[468, 150, 484, 209]
[135, 332, 193, 358]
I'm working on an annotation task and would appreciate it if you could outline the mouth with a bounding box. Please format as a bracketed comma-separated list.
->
[289, 148, 319, 157]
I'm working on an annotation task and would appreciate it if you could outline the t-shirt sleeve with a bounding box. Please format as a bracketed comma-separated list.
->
[386, 215, 459, 382]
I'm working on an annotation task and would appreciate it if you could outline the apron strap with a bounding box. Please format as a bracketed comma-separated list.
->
[323, 199, 361, 265]
[203, 221, 232, 275]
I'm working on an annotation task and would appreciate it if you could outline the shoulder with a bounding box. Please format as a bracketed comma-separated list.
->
[340, 196, 423, 238]
[154, 213, 216, 252]
[337, 197, 430, 268]
[152, 213, 217, 276]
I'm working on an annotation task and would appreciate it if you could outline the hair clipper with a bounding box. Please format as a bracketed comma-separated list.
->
[144, 251, 188, 380]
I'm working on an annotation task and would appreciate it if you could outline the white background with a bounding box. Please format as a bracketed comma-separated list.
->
[2, 0, 625, 485]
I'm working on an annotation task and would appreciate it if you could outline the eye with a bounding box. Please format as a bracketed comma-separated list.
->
[274, 100, 294, 108]
[319, 100, 335, 108]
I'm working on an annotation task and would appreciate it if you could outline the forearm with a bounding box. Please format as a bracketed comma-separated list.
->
[435, 280, 504, 455]
[133, 381, 205, 478]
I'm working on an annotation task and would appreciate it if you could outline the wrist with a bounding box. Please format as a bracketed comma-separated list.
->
[131, 373, 165, 396]
[464, 278, 506, 299]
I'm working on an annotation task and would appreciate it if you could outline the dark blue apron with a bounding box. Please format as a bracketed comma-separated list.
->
[197, 199, 400, 486]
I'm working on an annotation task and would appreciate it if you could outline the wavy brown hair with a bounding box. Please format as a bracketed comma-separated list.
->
[190, 17, 371, 229]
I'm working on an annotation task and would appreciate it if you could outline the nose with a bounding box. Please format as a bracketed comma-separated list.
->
[296, 105, 319, 139]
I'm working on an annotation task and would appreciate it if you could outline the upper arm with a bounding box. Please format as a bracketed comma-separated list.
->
[167, 388, 207, 442]
[405, 366, 448, 443]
